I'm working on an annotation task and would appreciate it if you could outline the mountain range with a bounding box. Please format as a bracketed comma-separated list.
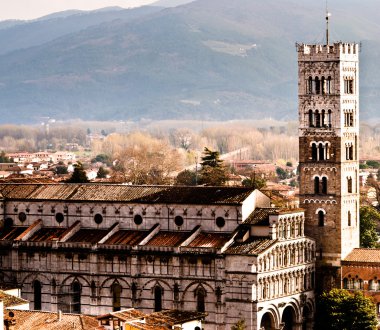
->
[0, 0, 378, 124]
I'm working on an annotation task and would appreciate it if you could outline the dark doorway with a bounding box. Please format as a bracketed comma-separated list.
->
[281, 306, 295, 330]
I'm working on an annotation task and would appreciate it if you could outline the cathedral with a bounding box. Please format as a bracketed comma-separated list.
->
[0, 30, 366, 330]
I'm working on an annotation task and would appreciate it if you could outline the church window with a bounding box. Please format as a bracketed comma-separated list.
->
[131, 282, 137, 302]
[52, 278, 57, 295]
[321, 76, 326, 94]
[315, 110, 321, 127]
[347, 177, 353, 193]
[308, 76, 313, 94]
[348, 211, 351, 226]
[311, 143, 318, 161]
[91, 281, 96, 297]
[134, 214, 143, 225]
[94, 213, 103, 225]
[174, 283, 180, 301]
[318, 143, 325, 161]
[318, 211, 325, 227]
[33, 280, 42, 310]
[328, 109, 332, 127]
[315, 77, 320, 94]
[344, 79, 354, 94]
[196, 287, 206, 312]
[343, 278, 348, 289]
[111, 282, 122, 312]
[216, 217, 225, 228]
[174, 215, 184, 227]
[154, 286, 163, 312]
[322, 177, 328, 194]
[327, 76, 332, 94]
[308, 110, 313, 127]
[314, 177, 320, 194]
[71, 281, 81, 314]
[18, 212, 26, 223]
[55, 212, 64, 224]
[321, 110, 326, 126]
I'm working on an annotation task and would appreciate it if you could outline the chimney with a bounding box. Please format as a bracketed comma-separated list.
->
[57, 310, 62, 322]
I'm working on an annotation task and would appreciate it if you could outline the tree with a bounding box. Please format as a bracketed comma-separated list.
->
[0, 151, 12, 163]
[316, 289, 377, 330]
[231, 319, 246, 330]
[55, 165, 68, 175]
[200, 147, 224, 167]
[175, 170, 197, 186]
[276, 167, 288, 180]
[66, 162, 89, 183]
[108, 132, 182, 185]
[96, 166, 109, 179]
[360, 206, 380, 248]
[241, 175, 266, 189]
[199, 147, 228, 186]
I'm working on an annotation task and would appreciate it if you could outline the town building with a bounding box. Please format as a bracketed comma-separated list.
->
[0, 184, 315, 329]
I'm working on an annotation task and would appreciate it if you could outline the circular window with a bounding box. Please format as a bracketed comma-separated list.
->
[216, 217, 225, 228]
[174, 215, 184, 227]
[18, 212, 27, 223]
[134, 214, 143, 225]
[55, 212, 64, 224]
[94, 213, 103, 225]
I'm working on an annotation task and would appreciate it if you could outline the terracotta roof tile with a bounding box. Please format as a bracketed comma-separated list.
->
[244, 207, 278, 225]
[0, 290, 28, 308]
[0, 184, 254, 205]
[4, 309, 99, 330]
[146, 231, 190, 247]
[187, 232, 231, 248]
[343, 248, 380, 263]
[103, 230, 147, 245]
[226, 237, 277, 255]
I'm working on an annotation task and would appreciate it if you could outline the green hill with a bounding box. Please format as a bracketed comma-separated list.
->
[0, 0, 378, 123]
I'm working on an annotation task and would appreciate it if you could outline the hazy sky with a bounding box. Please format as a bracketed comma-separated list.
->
[0, 1, 157, 21]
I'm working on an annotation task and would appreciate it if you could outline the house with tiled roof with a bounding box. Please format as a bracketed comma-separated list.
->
[97, 309, 206, 330]
[0, 183, 315, 329]
[3, 309, 99, 330]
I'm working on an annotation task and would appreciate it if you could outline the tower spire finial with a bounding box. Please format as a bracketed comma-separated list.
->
[326, 0, 331, 45]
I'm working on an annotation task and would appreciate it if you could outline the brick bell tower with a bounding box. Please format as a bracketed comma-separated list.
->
[297, 19, 360, 290]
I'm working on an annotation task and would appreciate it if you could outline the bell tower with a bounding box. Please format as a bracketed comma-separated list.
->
[297, 40, 360, 289]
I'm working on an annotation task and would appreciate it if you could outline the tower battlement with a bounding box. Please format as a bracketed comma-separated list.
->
[297, 42, 359, 61]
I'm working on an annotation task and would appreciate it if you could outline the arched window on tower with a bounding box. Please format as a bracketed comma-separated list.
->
[312, 143, 318, 161]
[314, 177, 320, 194]
[315, 77, 320, 94]
[318, 143, 325, 161]
[318, 210, 325, 227]
[34, 280, 42, 310]
[154, 286, 163, 312]
[111, 282, 122, 312]
[308, 76, 313, 94]
[348, 211, 351, 226]
[347, 177, 353, 193]
[321, 110, 326, 127]
[321, 76, 326, 94]
[328, 110, 332, 127]
[315, 110, 321, 127]
[308, 110, 314, 127]
[322, 177, 327, 194]
[327, 76, 332, 94]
